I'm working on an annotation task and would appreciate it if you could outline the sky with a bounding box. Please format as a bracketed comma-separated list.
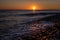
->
[0, 0, 60, 10]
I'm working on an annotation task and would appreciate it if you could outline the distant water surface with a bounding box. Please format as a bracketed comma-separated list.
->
[0, 10, 58, 26]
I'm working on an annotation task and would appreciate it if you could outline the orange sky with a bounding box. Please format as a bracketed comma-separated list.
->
[0, 0, 60, 10]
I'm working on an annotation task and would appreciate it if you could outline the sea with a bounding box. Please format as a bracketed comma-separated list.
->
[0, 10, 60, 40]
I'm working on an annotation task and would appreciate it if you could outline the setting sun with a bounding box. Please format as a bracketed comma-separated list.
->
[28, 4, 42, 10]
[32, 6, 36, 10]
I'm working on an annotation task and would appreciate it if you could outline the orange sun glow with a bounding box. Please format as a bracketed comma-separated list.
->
[32, 6, 36, 10]
[29, 4, 42, 10]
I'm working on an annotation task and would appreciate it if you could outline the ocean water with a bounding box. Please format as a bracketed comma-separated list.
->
[0, 10, 60, 40]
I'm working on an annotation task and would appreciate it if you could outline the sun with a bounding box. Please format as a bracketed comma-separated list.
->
[32, 6, 36, 10]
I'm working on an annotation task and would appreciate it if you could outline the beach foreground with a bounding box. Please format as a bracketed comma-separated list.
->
[0, 10, 60, 40]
